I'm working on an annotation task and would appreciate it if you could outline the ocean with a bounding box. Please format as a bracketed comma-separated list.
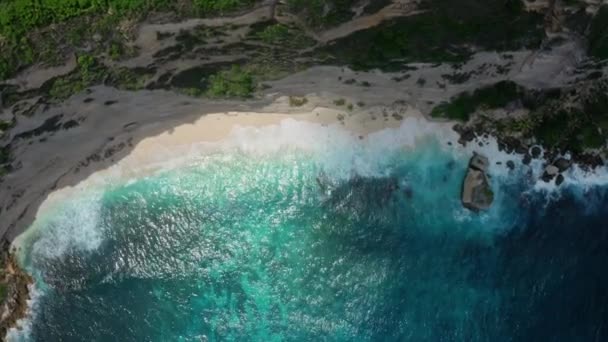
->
[8, 118, 608, 341]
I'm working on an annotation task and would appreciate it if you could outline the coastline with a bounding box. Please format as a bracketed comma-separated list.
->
[2, 72, 465, 243]
[4, 92, 608, 340]
[1, 95, 443, 337]
[0, 0, 606, 339]
[12, 103, 429, 240]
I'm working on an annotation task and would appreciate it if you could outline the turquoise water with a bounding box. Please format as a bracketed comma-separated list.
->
[9, 124, 608, 341]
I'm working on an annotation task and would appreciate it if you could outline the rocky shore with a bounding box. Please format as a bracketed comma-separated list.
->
[0, 241, 32, 339]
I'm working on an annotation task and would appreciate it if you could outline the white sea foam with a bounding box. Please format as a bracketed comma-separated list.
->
[8, 114, 608, 341]
[15, 116, 608, 261]
[205, 117, 462, 180]
[15, 191, 104, 261]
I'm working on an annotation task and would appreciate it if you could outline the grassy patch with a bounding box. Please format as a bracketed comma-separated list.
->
[0, 0, 256, 81]
[472, 81, 608, 151]
[589, 5, 608, 60]
[191, 0, 255, 14]
[289, 96, 308, 107]
[431, 81, 522, 121]
[207, 65, 255, 98]
[286, 0, 356, 28]
[333, 98, 346, 106]
[257, 23, 291, 44]
[47, 54, 104, 100]
[0, 283, 7, 304]
[0, 146, 10, 165]
[322, 0, 543, 70]
[0, 120, 12, 132]
[250, 22, 316, 50]
[46, 55, 152, 100]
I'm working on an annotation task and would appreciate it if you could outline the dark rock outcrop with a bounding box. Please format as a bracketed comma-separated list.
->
[462, 153, 494, 211]
[555, 174, 565, 186]
[541, 164, 559, 182]
[530, 146, 542, 159]
[0, 240, 32, 338]
[553, 157, 572, 172]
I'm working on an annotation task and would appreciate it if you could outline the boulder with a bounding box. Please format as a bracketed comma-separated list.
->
[541, 164, 560, 182]
[506, 160, 515, 170]
[462, 153, 494, 211]
[470, 153, 489, 172]
[553, 157, 572, 172]
[530, 146, 542, 159]
[555, 174, 565, 186]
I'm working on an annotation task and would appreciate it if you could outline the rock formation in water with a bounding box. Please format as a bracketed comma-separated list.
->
[462, 153, 494, 211]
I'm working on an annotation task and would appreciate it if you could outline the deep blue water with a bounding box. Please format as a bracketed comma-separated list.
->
[9, 131, 608, 341]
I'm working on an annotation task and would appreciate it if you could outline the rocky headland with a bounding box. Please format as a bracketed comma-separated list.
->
[0, 240, 32, 339]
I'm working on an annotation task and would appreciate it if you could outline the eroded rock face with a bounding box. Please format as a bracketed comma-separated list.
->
[0, 240, 33, 338]
[553, 157, 572, 172]
[462, 153, 494, 211]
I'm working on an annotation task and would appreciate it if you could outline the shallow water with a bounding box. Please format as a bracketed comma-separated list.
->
[9, 121, 608, 341]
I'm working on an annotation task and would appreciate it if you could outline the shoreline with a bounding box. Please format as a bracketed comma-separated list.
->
[0, 97, 441, 337]
[4, 94, 608, 339]
[0, 88, 431, 243]
[17, 105, 430, 233]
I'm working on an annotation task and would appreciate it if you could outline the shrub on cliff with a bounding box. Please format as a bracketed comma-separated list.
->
[589, 5, 608, 60]
[207, 65, 255, 98]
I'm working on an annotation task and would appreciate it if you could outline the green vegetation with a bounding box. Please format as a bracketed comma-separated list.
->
[0, 0, 253, 41]
[251, 22, 316, 50]
[0, 146, 10, 177]
[191, 0, 255, 13]
[333, 98, 346, 106]
[0, 283, 6, 304]
[323, 0, 543, 70]
[432, 81, 523, 121]
[0, 0, 256, 81]
[532, 83, 608, 151]
[289, 96, 308, 107]
[451, 80, 608, 152]
[207, 65, 255, 98]
[0, 146, 9, 164]
[45, 54, 152, 100]
[108, 42, 127, 61]
[286, 0, 356, 28]
[589, 5, 608, 60]
[48, 54, 103, 100]
[0, 120, 12, 132]
[257, 24, 291, 43]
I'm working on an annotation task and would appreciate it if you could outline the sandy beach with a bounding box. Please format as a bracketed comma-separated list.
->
[0, 82, 436, 243]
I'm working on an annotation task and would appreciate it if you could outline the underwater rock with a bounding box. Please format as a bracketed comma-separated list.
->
[461, 153, 494, 211]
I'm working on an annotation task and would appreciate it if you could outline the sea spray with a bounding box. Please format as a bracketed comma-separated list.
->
[8, 118, 608, 341]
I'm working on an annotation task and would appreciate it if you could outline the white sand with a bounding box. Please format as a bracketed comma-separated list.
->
[0, 86, 427, 241]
